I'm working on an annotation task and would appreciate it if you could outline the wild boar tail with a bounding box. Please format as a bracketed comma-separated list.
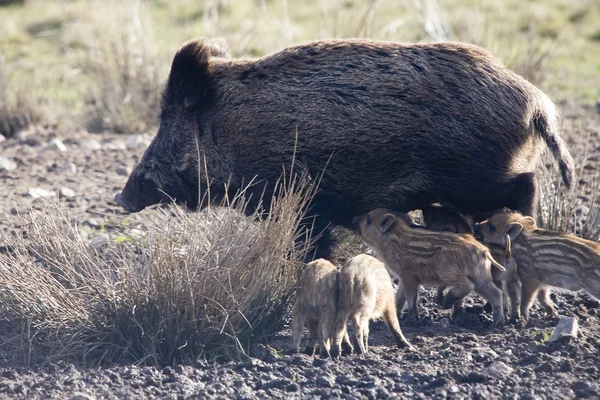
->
[533, 97, 575, 190]
[486, 251, 506, 272]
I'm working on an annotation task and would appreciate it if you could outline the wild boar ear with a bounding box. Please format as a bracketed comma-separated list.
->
[167, 38, 230, 111]
[505, 222, 524, 242]
[379, 214, 396, 234]
[523, 216, 536, 228]
[443, 224, 457, 233]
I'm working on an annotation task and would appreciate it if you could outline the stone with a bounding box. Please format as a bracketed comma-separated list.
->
[549, 317, 579, 343]
[59, 187, 76, 198]
[80, 139, 102, 151]
[116, 166, 132, 176]
[0, 156, 17, 171]
[483, 361, 513, 379]
[27, 187, 56, 199]
[59, 162, 78, 174]
[0, 134, 5, 143]
[125, 134, 150, 149]
[46, 138, 67, 151]
[90, 234, 111, 248]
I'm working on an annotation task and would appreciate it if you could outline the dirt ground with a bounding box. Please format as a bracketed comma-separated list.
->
[0, 103, 599, 399]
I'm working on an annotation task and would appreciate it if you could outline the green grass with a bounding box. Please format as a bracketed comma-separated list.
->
[1, 0, 599, 134]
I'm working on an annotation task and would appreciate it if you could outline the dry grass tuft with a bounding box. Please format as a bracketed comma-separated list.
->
[84, 2, 162, 134]
[0, 174, 316, 366]
[0, 54, 46, 137]
[536, 134, 600, 239]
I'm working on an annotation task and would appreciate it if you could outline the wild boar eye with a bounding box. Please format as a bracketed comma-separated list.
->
[489, 223, 496, 233]
[366, 215, 372, 226]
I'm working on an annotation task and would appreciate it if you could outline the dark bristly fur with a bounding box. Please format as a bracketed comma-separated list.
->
[355, 208, 505, 328]
[115, 37, 575, 259]
[475, 211, 600, 321]
[331, 254, 411, 359]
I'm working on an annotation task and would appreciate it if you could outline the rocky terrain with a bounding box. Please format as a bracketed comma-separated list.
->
[0, 104, 599, 399]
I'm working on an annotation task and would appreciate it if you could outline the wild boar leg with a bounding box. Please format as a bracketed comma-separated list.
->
[506, 276, 523, 323]
[402, 276, 421, 322]
[474, 280, 505, 328]
[291, 307, 305, 354]
[536, 288, 558, 318]
[382, 301, 412, 349]
[520, 282, 541, 322]
[436, 286, 446, 306]
[441, 278, 474, 310]
[304, 319, 319, 356]
[505, 172, 538, 218]
[351, 314, 368, 355]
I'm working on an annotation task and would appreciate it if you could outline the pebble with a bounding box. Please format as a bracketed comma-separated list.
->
[0, 156, 17, 171]
[59, 187, 76, 198]
[27, 187, 56, 199]
[84, 218, 100, 229]
[59, 162, 78, 174]
[103, 141, 127, 150]
[90, 234, 111, 248]
[46, 138, 67, 151]
[125, 134, 150, 149]
[15, 130, 28, 141]
[67, 229, 89, 242]
[116, 166, 132, 176]
[549, 317, 579, 343]
[80, 139, 102, 151]
[0, 133, 5, 143]
[69, 393, 95, 400]
[483, 361, 513, 379]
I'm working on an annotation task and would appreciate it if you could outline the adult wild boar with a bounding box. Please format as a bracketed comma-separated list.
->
[114, 37, 575, 259]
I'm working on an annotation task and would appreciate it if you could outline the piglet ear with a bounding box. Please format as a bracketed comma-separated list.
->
[379, 214, 396, 234]
[166, 38, 230, 111]
[523, 216, 536, 228]
[505, 222, 524, 242]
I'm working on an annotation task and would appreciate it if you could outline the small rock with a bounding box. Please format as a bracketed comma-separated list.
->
[103, 141, 127, 150]
[0, 134, 5, 143]
[116, 166, 132, 176]
[84, 218, 100, 229]
[59, 162, 78, 174]
[0, 156, 17, 171]
[67, 229, 89, 242]
[46, 138, 67, 151]
[59, 187, 76, 198]
[69, 393, 95, 400]
[483, 361, 513, 379]
[80, 139, 102, 150]
[285, 382, 299, 392]
[15, 130, 28, 141]
[127, 228, 143, 239]
[316, 375, 335, 388]
[126, 134, 150, 149]
[90, 234, 110, 248]
[549, 317, 579, 343]
[27, 187, 56, 199]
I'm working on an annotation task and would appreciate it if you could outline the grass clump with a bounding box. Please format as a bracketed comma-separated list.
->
[0, 174, 316, 366]
[536, 133, 600, 239]
[84, 3, 162, 134]
[0, 54, 45, 137]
